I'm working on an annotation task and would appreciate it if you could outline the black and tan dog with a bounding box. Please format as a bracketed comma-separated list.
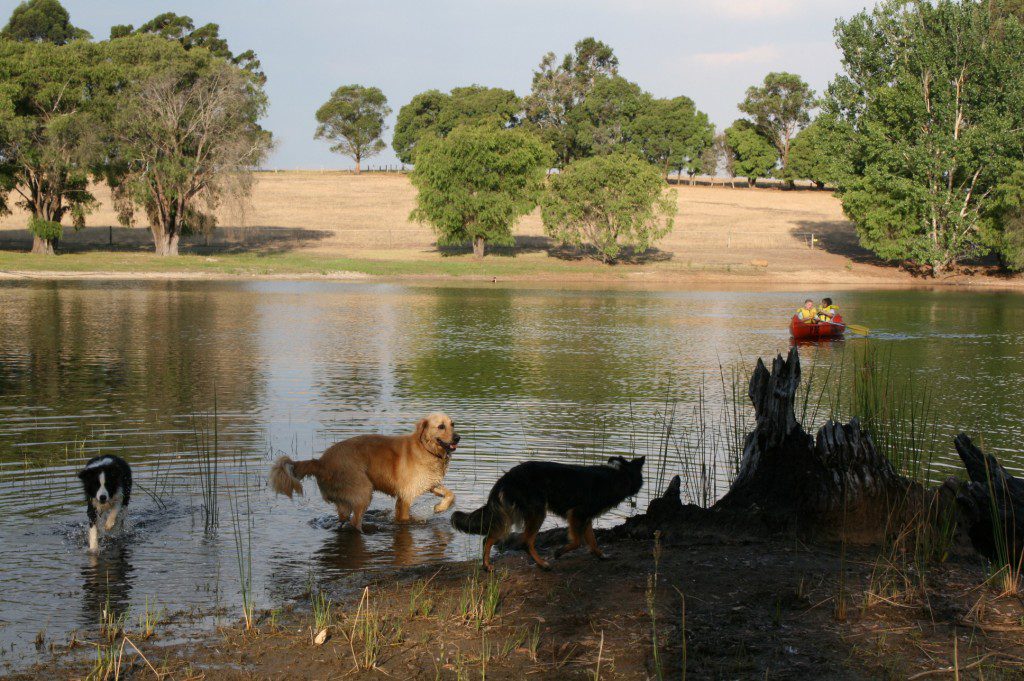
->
[452, 455, 645, 571]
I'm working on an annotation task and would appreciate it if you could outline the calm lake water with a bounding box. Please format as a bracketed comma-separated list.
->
[1, 280, 1023, 668]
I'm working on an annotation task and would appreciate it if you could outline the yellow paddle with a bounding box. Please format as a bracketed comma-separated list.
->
[821, 319, 869, 335]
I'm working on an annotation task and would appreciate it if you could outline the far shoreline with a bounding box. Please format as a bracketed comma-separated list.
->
[2, 265, 1024, 292]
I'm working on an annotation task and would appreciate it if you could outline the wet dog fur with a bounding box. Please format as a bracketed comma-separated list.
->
[269, 413, 459, 530]
[77, 455, 132, 552]
[451, 455, 645, 571]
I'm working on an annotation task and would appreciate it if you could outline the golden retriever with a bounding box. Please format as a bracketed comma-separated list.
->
[269, 413, 459, 530]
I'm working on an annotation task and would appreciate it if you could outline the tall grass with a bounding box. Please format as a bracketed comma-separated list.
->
[191, 394, 221, 530]
[228, 472, 255, 631]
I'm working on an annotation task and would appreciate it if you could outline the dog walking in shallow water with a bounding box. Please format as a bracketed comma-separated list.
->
[451, 455, 645, 571]
[269, 413, 459, 530]
[77, 455, 132, 552]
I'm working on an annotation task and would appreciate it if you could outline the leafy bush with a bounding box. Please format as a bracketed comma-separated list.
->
[541, 153, 676, 263]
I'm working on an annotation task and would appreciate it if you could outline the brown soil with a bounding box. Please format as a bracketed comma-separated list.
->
[3, 172, 1015, 286]
[14, 520, 1024, 680]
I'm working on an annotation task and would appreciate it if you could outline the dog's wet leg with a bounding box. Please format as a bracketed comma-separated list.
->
[482, 534, 499, 572]
[555, 510, 583, 558]
[335, 502, 352, 526]
[394, 497, 411, 523]
[583, 521, 607, 559]
[104, 506, 119, 532]
[351, 504, 368, 532]
[430, 485, 455, 513]
[522, 514, 550, 570]
[87, 523, 99, 552]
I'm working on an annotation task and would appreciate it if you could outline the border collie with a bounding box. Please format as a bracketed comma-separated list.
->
[77, 455, 132, 552]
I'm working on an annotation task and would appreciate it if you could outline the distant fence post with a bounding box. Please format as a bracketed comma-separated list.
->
[109, 225, 112, 246]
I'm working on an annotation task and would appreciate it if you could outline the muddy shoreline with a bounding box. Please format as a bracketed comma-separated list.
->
[11, 518, 1024, 680]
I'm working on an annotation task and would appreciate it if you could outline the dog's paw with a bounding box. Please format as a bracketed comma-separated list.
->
[536, 560, 552, 571]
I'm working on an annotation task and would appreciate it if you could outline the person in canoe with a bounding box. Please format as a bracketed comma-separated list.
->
[817, 297, 838, 322]
[796, 299, 818, 324]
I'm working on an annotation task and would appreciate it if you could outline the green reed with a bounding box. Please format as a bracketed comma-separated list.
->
[228, 471, 255, 631]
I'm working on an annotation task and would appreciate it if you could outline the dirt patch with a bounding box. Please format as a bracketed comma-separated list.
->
[14, 521, 1024, 680]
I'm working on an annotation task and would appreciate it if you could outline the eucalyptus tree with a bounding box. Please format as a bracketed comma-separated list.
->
[103, 34, 272, 256]
[523, 37, 618, 167]
[315, 85, 390, 173]
[1, 0, 89, 44]
[631, 96, 714, 179]
[0, 39, 99, 254]
[739, 72, 814, 178]
[392, 85, 519, 164]
[541, 153, 676, 263]
[410, 126, 551, 257]
[723, 120, 777, 187]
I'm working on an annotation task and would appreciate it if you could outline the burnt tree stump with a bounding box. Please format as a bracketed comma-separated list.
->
[953, 434, 1024, 565]
[711, 347, 922, 538]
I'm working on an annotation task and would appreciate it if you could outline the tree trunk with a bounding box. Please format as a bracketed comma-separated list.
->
[747, 177, 756, 188]
[815, 181, 825, 190]
[31, 235, 56, 255]
[472, 236, 485, 258]
[151, 224, 180, 256]
[713, 347, 924, 538]
[951, 434, 1024, 566]
[355, 158, 361, 174]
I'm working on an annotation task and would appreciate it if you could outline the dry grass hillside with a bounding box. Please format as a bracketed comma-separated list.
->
[0, 171, 894, 281]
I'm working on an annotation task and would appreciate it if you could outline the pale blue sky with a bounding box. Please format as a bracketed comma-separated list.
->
[56, 0, 871, 169]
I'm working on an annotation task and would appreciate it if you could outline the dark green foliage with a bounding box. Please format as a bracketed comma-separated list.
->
[574, 76, 648, 157]
[524, 37, 619, 167]
[110, 12, 264, 84]
[823, 0, 1024, 273]
[1, 0, 89, 44]
[784, 120, 833, 187]
[541, 153, 676, 262]
[738, 72, 814, 174]
[315, 85, 390, 172]
[392, 86, 520, 164]
[723, 120, 777, 185]
[0, 39, 99, 253]
[631, 96, 714, 177]
[410, 126, 552, 257]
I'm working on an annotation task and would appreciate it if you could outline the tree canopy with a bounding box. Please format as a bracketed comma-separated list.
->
[738, 71, 814, 177]
[110, 12, 264, 84]
[631, 96, 714, 177]
[723, 120, 777, 186]
[392, 85, 520, 164]
[783, 120, 833, 188]
[823, 0, 1024, 274]
[541, 153, 676, 262]
[314, 85, 390, 173]
[0, 39, 99, 254]
[523, 37, 619, 167]
[1, 0, 89, 44]
[105, 34, 272, 256]
[409, 126, 552, 257]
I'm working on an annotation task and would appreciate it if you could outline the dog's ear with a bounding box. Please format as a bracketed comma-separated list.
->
[415, 417, 430, 441]
[607, 456, 623, 469]
[633, 456, 646, 468]
[77, 469, 88, 480]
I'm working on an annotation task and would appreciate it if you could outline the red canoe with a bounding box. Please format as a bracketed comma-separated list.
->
[790, 314, 845, 340]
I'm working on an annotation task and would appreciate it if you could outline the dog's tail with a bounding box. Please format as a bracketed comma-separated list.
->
[451, 497, 512, 537]
[269, 456, 319, 498]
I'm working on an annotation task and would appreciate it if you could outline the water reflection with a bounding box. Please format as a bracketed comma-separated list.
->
[81, 546, 135, 630]
[2, 281, 1024, 670]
